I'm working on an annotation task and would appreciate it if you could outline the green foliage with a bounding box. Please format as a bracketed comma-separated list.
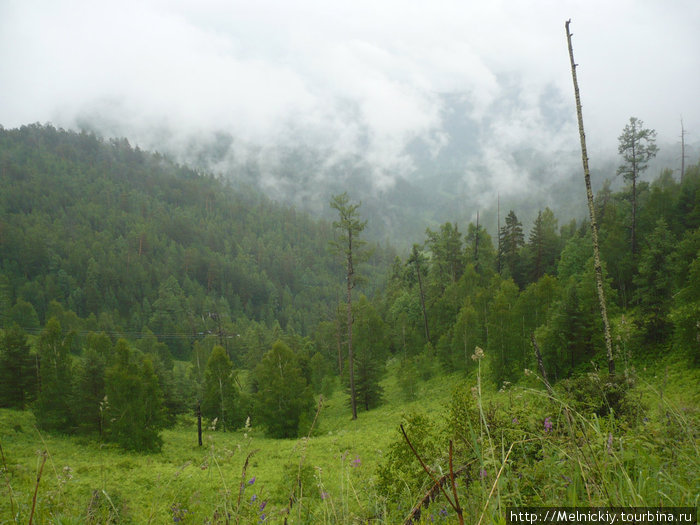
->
[350, 296, 387, 411]
[201, 345, 245, 431]
[35, 318, 74, 432]
[71, 346, 107, 434]
[498, 210, 525, 286]
[376, 412, 444, 504]
[669, 252, 700, 363]
[104, 339, 165, 451]
[253, 341, 315, 438]
[0, 324, 36, 408]
[633, 218, 675, 341]
[0, 125, 392, 364]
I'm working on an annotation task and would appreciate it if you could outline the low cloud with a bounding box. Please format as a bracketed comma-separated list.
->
[1, 0, 698, 202]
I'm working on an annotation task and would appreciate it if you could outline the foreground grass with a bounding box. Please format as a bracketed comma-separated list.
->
[0, 356, 698, 524]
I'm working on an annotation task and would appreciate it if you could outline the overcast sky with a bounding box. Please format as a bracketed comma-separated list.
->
[1, 0, 698, 189]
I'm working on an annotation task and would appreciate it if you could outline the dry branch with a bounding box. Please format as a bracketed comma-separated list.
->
[565, 19, 615, 376]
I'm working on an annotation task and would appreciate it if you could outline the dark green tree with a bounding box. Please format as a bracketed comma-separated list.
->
[524, 208, 559, 282]
[104, 339, 165, 451]
[350, 296, 386, 411]
[35, 318, 74, 432]
[617, 117, 659, 256]
[0, 324, 36, 408]
[72, 346, 106, 434]
[633, 219, 674, 341]
[465, 219, 496, 275]
[201, 345, 243, 431]
[498, 210, 525, 286]
[253, 341, 314, 438]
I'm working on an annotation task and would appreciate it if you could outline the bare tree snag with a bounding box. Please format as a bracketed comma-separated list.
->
[565, 19, 615, 377]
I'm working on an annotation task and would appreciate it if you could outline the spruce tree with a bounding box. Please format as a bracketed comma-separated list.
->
[201, 345, 242, 431]
[104, 339, 165, 451]
[253, 341, 314, 438]
[0, 324, 36, 409]
[35, 318, 74, 432]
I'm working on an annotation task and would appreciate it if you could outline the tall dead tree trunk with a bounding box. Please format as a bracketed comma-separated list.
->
[565, 19, 615, 376]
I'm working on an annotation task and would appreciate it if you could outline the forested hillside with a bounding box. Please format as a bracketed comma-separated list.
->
[379, 160, 700, 388]
[0, 122, 698, 523]
[0, 124, 392, 351]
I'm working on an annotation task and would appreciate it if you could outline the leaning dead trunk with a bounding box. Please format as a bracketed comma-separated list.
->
[565, 19, 615, 376]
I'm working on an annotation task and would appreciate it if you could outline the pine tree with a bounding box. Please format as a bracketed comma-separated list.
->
[617, 117, 659, 256]
[330, 192, 367, 420]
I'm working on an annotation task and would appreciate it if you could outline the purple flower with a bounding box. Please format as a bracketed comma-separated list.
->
[352, 455, 361, 467]
[544, 417, 553, 432]
[248, 476, 256, 485]
[439, 507, 448, 517]
[250, 494, 257, 502]
[259, 513, 266, 523]
[480, 468, 487, 479]
[321, 491, 329, 500]
[512, 417, 519, 425]
[259, 500, 267, 512]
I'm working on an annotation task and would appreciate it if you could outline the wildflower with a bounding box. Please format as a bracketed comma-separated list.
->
[250, 494, 257, 502]
[471, 346, 485, 361]
[544, 417, 553, 432]
[259, 500, 267, 512]
[439, 507, 448, 517]
[607, 433, 613, 454]
[480, 468, 487, 479]
[352, 455, 362, 467]
[259, 513, 267, 522]
[248, 476, 256, 485]
[321, 491, 329, 500]
[512, 417, 519, 425]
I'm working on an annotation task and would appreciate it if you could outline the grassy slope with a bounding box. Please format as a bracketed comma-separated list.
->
[0, 356, 697, 524]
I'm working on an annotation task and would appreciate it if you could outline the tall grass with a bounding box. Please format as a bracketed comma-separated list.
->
[0, 356, 697, 523]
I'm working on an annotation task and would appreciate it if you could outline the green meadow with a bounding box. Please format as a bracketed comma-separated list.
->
[1, 355, 698, 524]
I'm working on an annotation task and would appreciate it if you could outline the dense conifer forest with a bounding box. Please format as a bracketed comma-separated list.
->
[0, 123, 698, 523]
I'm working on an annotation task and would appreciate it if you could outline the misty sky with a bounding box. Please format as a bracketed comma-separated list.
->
[1, 0, 698, 192]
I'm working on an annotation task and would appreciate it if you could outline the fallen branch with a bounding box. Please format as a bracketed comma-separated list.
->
[400, 424, 466, 525]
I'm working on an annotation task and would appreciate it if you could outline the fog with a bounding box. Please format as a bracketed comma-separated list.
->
[1, 0, 698, 238]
